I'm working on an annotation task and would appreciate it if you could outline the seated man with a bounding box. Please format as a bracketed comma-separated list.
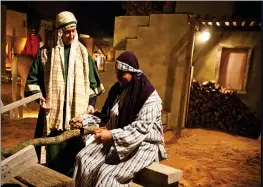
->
[73, 51, 168, 187]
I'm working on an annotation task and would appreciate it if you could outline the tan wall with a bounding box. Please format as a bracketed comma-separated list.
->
[100, 14, 194, 131]
[113, 16, 149, 52]
[176, 1, 234, 17]
[6, 10, 27, 38]
[193, 30, 261, 116]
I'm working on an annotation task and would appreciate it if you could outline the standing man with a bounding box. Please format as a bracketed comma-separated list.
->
[25, 11, 104, 176]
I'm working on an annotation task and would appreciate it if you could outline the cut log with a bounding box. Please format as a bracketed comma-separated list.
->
[186, 79, 261, 139]
[2, 125, 99, 159]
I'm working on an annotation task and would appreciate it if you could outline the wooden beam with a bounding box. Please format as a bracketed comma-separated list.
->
[4, 178, 27, 187]
[15, 164, 75, 187]
[1, 92, 42, 114]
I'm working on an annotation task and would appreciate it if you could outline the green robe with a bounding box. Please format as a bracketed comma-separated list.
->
[25, 45, 103, 176]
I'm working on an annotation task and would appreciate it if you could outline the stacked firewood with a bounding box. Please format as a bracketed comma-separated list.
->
[186, 79, 261, 139]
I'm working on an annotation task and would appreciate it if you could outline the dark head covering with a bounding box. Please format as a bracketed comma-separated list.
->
[101, 51, 155, 128]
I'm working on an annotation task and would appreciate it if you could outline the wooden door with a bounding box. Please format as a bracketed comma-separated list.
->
[219, 47, 249, 90]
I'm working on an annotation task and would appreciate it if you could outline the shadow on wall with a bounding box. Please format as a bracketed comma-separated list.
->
[114, 39, 126, 50]
[238, 47, 261, 116]
[163, 29, 190, 111]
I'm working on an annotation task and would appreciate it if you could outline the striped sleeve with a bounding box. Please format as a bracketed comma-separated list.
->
[110, 90, 161, 161]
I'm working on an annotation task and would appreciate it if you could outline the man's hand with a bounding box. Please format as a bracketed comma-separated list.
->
[94, 127, 113, 144]
[39, 96, 52, 111]
[87, 105, 95, 114]
[69, 115, 83, 129]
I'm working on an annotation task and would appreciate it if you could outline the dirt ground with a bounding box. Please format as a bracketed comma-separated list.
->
[1, 82, 261, 187]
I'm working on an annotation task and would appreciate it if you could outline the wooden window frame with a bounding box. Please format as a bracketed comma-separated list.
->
[215, 44, 252, 94]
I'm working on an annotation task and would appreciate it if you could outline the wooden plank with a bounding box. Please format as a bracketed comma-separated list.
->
[24, 164, 75, 187]
[1, 92, 42, 114]
[178, 25, 195, 132]
[15, 164, 63, 187]
[11, 55, 18, 119]
[15, 163, 75, 187]
[133, 162, 183, 187]
[1, 145, 38, 185]
[4, 177, 27, 186]
[183, 66, 194, 128]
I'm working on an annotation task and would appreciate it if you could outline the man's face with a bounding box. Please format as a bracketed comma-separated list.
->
[62, 26, 76, 45]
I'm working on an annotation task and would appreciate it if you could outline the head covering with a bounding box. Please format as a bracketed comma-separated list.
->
[101, 51, 155, 128]
[56, 11, 77, 30]
[52, 11, 78, 47]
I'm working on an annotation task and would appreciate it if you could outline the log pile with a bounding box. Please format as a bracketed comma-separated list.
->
[186, 79, 261, 139]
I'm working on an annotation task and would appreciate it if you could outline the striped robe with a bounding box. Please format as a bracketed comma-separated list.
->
[73, 90, 168, 187]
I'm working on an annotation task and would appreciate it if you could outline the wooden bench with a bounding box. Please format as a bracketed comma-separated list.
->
[1, 145, 74, 186]
[2, 145, 183, 187]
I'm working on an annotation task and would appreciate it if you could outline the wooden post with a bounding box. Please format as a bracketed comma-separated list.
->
[178, 24, 196, 134]
[11, 56, 19, 119]
[182, 66, 194, 128]
[1, 5, 7, 77]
